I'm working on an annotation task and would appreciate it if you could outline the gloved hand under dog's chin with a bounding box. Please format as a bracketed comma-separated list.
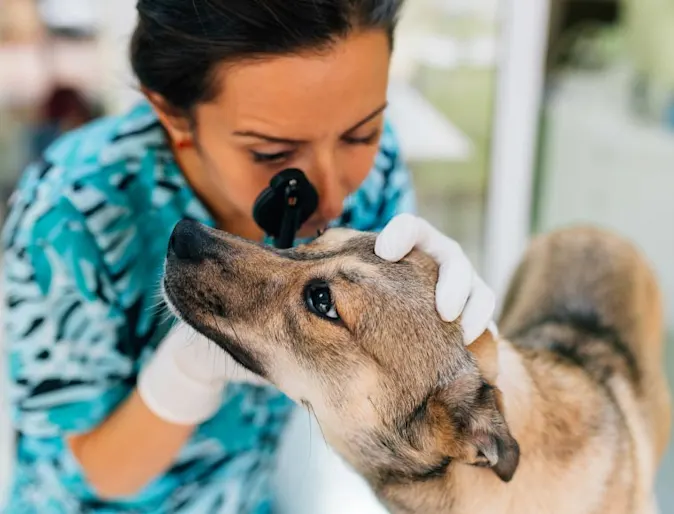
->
[168, 323, 271, 387]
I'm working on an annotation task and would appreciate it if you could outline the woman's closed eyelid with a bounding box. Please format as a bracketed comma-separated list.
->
[251, 149, 294, 163]
[343, 128, 381, 144]
[249, 126, 381, 163]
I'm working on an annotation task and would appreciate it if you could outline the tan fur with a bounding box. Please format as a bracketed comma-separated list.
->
[164, 221, 671, 513]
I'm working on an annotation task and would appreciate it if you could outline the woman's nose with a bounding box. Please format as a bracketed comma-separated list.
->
[317, 190, 344, 222]
[312, 159, 346, 222]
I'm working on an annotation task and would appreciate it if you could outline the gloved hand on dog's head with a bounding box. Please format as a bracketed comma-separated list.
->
[375, 213, 497, 345]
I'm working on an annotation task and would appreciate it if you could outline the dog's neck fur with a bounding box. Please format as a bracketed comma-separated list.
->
[371, 334, 638, 514]
[367, 334, 649, 514]
[364, 337, 533, 514]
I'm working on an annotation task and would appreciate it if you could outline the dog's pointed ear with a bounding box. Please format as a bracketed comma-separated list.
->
[465, 330, 508, 417]
[433, 374, 520, 482]
[471, 427, 520, 482]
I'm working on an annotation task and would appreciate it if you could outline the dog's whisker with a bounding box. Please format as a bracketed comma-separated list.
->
[298, 404, 313, 487]
[161, 310, 175, 325]
[149, 285, 168, 308]
[208, 311, 224, 379]
[226, 320, 249, 383]
[149, 298, 170, 316]
[306, 403, 328, 446]
[152, 303, 173, 324]
[226, 318, 243, 349]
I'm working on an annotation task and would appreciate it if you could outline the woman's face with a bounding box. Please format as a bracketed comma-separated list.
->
[160, 30, 391, 240]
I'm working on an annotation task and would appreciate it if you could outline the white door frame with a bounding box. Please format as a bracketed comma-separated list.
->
[483, 0, 551, 308]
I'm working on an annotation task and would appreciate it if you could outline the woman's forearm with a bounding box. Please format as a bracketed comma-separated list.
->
[68, 389, 195, 499]
[67, 327, 259, 499]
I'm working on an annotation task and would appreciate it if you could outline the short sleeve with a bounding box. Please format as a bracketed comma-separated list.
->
[341, 119, 417, 232]
[2, 185, 134, 438]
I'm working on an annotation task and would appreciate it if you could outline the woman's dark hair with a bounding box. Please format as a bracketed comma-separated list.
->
[130, 0, 404, 112]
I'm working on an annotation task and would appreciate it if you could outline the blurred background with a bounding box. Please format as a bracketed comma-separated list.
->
[0, 0, 673, 511]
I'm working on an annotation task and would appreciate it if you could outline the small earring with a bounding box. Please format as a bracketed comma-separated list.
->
[176, 138, 193, 150]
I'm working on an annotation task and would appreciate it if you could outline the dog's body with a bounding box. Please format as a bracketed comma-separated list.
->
[488, 227, 671, 514]
[164, 221, 671, 514]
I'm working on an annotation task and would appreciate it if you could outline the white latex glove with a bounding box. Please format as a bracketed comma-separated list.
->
[138, 323, 269, 425]
[375, 214, 497, 345]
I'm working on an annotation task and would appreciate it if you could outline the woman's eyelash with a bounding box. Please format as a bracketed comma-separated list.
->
[251, 150, 293, 163]
[251, 130, 379, 162]
[343, 130, 380, 145]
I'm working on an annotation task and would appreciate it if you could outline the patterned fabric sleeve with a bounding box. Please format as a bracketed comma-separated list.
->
[2, 173, 134, 439]
[341, 119, 417, 233]
[372, 118, 418, 228]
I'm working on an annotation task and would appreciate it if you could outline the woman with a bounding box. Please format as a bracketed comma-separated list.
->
[1, 1, 496, 512]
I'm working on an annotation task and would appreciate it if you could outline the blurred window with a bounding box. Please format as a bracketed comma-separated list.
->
[390, 0, 502, 264]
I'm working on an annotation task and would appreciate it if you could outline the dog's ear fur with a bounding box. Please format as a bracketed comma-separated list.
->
[466, 330, 499, 384]
[466, 330, 508, 416]
[423, 332, 520, 482]
[470, 426, 521, 482]
[433, 382, 519, 482]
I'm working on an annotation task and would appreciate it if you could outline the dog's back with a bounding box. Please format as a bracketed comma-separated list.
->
[498, 226, 671, 509]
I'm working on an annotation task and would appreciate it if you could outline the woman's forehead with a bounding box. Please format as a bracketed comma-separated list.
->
[199, 30, 391, 136]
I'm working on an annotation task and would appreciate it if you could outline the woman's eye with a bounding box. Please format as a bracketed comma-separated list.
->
[251, 150, 293, 163]
[304, 281, 339, 321]
[343, 129, 381, 146]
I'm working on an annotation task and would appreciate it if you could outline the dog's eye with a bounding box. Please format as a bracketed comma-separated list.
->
[305, 282, 339, 321]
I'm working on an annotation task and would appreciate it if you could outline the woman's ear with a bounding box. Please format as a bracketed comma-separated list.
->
[143, 88, 193, 145]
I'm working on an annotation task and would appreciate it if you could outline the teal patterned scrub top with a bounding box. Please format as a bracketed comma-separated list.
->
[1, 101, 415, 513]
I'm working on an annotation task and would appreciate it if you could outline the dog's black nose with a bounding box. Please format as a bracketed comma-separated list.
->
[169, 219, 209, 263]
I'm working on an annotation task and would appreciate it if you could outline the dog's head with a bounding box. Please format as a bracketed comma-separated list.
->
[164, 220, 519, 486]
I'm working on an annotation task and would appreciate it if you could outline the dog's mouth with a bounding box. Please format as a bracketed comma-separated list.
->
[205, 331, 268, 379]
[163, 276, 268, 378]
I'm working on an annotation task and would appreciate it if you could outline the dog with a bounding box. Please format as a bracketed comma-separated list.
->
[163, 219, 671, 514]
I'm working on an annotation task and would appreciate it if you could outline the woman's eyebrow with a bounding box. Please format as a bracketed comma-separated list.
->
[232, 103, 388, 143]
[231, 131, 305, 144]
[343, 103, 388, 133]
